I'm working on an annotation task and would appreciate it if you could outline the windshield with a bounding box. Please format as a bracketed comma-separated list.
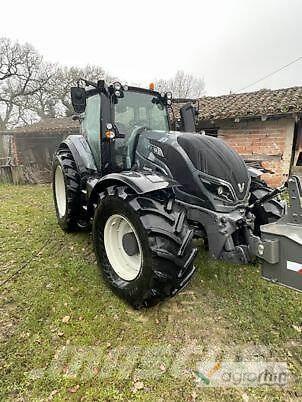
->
[114, 91, 169, 137]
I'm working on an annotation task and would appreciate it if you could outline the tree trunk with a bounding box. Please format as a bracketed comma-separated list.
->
[0, 120, 8, 164]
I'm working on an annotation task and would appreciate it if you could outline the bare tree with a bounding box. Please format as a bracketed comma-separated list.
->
[0, 38, 53, 129]
[155, 70, 205, 99]
[0, 38, 117, 163]
[0, 38, 24, 82]
[28, 64, 117, 118]
[52, 65, 116, 117]
[0, 37, 120, 129]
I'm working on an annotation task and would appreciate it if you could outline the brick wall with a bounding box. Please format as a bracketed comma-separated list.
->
[217, 118, 295, 187]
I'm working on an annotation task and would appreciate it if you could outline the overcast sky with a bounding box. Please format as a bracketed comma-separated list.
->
[1, 0, 302, 95]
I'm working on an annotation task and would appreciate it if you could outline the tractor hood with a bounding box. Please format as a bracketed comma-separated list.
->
[177, 133, 250, 201]
[135, 130, 250, 211]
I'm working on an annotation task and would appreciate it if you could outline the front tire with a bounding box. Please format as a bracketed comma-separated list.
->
[52, 148, 83, 232]
[92, 186, 197, 308]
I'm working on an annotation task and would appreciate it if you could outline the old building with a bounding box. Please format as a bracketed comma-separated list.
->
[194, 86, 302, 187]
[0, 117, 78, 183]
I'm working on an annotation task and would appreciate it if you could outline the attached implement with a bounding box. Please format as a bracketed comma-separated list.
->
[260, 176, 302, 291]
[52, 80, 301, 308]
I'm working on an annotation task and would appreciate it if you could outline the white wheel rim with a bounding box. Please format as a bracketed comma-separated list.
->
[55, 165, 66, 218]
[104, 214, 142, 281]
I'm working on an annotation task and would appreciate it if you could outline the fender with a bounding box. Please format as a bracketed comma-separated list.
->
[87, 171, 178, 212]
[60, 135, 97, 174]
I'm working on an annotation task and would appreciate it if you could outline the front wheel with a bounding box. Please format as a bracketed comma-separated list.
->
[92, 186, 197, 308]
[52, 148, 84, 232]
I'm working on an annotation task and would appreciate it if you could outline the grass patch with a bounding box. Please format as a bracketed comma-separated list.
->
[0, 184, 301, 401]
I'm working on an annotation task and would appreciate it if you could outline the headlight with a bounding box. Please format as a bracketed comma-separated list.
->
[166, 91, 172, 99]
[201, 177, 235, 202]
[217, 186, 224, 196]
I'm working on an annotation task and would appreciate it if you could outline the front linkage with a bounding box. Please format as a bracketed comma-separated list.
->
[257, 176, 302, 292]
[183, 174, 302, 293]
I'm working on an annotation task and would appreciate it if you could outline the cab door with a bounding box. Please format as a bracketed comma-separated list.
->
[82, 94, 101, 169]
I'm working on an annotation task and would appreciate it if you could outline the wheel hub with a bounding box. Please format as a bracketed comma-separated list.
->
[122, 232, 139, 256]
[104, 214, 142, 281]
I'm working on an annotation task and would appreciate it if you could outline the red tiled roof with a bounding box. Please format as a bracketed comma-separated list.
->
[174, 86, 302, 121]
[0, 117, 79, 136]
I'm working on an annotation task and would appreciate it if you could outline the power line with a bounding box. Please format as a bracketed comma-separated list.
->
[236, 56, 302, 93]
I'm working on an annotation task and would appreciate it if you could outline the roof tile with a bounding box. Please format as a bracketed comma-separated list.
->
[174, 86, 302, 121]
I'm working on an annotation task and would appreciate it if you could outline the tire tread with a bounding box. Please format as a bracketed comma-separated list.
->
[93, 185, 197, 308]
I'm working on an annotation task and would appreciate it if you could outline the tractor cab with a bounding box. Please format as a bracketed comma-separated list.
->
[71, 80, 173, 174]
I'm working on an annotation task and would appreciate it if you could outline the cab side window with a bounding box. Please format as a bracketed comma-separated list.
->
[82, 94, 101, 167]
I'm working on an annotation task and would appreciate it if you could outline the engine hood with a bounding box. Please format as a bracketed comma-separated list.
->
[177, 133, 250, 200]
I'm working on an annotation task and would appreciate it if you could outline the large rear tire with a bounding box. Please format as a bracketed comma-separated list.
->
[249, 178, 285, 236]
[52, 148, 83, 232]
[92, 186, 197, 309]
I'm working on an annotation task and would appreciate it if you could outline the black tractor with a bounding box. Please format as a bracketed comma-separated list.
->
[53, 80, 302, 308]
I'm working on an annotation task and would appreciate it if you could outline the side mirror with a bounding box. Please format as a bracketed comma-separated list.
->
[180, 103, 197, 133]
[71, 87, 86, 114]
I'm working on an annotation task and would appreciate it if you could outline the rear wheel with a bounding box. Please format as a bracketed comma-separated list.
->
[92, 186, 197, 308]
[53, 148, 84, 232]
